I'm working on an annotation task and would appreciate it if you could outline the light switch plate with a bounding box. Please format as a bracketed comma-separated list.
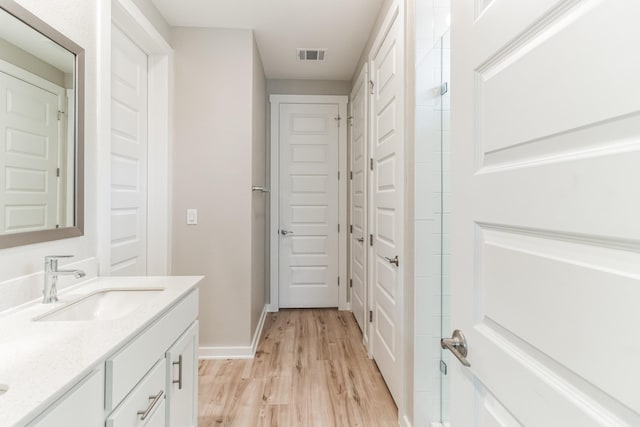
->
[187, 209, 197, 225]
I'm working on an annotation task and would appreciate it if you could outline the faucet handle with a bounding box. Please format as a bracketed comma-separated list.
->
[45, 255, 74, 260]
[44, 255, 73, 271]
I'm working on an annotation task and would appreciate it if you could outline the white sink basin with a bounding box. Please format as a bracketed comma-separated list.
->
[36, 288, 164, 322]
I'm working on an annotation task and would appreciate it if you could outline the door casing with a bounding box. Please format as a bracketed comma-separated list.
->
[98, 0, 173, 276]
[269, 95, 349, 311]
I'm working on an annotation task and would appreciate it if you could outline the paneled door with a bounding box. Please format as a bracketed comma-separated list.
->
[451, 0, 640, 425]
[0, 71, 60, 233]
[110, 25, 148, 276]
[278, 103, 340, 308]
[369, 4, 405, 405]
[349, 64, 368, 334]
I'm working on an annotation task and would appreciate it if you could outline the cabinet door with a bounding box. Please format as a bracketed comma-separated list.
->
[28, 368, 104, 427]
[166, 321, 198, 427]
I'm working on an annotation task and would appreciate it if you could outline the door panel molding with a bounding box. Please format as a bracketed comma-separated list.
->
[269, 95, 348, 311]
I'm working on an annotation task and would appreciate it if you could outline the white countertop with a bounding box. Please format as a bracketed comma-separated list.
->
[0, 275, 202, 427]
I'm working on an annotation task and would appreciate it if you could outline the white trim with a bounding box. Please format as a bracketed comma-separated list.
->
[400, 415, 412, 427]
[99, 0, 173, 276]
[430, 423, 448, 427]
[269, 94, 349, 312]
[199, 305, 268, 359]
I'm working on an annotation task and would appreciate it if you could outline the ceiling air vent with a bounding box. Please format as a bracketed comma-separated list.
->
[297, 48, 327, 62]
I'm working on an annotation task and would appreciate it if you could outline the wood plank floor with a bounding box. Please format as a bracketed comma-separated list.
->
[198, 309, 398, 427]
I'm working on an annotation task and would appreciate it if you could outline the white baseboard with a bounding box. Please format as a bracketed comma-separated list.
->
[401, 415, 412, 427]
[250, 305, 268, 354]
[266, 303, 279, 312]
[199, 305, 268, 360]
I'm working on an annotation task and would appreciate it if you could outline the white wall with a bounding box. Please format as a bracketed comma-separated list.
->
[413, 0, 451, 424]
[172, 27, 266, 350]
[0, 0, 171, 312]
[251, 35, 267, 336]
[0, 0, 99, 311]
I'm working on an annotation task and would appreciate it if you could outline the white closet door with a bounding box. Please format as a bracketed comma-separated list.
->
[369, 6, 405, 405]
[279, 103, 340, 308]
[110, 25, 148, 276]
[350, 64, 368, 334]
[0, 71, 60, 234]
[451, 0, 640, 425]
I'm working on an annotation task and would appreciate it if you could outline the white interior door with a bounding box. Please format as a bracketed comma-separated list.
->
[350, 65, 368, 334]
[110, 25, 148, 276]
[278, 103, 340, 308]
[0, 71, 60, 233]
[369, 7, 405, 405]
[451, 0, 640, 425]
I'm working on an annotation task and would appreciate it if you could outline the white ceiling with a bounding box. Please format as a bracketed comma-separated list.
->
[151, 0, 385, 80]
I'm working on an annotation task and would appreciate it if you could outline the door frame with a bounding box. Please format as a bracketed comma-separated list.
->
[269, 94, 349, 312]
[98, 0, 173, 275]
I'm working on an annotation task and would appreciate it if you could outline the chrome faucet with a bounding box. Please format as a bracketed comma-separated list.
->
[43, 255, 86, 304]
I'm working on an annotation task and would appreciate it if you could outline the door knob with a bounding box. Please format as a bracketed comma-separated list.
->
[280, 229, 294, 236]
[441, 329, 471, 367]
[384, 255, 399, 266]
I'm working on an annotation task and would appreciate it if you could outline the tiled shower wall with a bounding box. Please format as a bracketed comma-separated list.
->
[414, 0, 450, 425]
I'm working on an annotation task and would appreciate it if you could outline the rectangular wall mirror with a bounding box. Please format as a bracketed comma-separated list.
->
[0, 0, 84, 249]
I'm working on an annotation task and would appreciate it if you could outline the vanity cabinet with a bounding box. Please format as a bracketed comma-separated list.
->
[105, 289, 199, 426]
[27, 368, 104, 427]
[24, 289, 199, 427]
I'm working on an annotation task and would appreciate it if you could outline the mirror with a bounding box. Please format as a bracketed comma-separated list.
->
[0, 0, 84, 249]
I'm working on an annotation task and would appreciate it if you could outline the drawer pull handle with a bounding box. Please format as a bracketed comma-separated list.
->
[172, 355, 183, 390]
[137, 390, 164, 420]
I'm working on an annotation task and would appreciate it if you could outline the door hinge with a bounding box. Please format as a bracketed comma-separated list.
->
[441, 82, 449, 96]
[440, 360, 448, 375]
[368, 80, 375, 95]
[335, 115, 341, 127]
[56, 167, 60, 177]
[369, 310, 373, 322]
[338, 276, 340, 286]
[370, 158, 374, 171]
[338, 171, 341, 180]
[338, 224, 340, 233]
[57, 110, 64, 121]
[350, 171, 353, 180]
[347, 115, 354, 127]
[349, 278, 353, 288]
[350, 224, 353, 233]
[369, 234, 373, 246]
[55, 224, 59, 229]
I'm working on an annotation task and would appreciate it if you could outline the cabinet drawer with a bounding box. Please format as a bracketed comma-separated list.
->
[107, 358, 166, 427]
[106, 289, 198, 409]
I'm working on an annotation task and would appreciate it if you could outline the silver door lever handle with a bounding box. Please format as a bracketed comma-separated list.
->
[384, 255, 399, 266]
[441, 330, 471, 367]
[280, 229, 294, 236]
[357, 237, 364, 243]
